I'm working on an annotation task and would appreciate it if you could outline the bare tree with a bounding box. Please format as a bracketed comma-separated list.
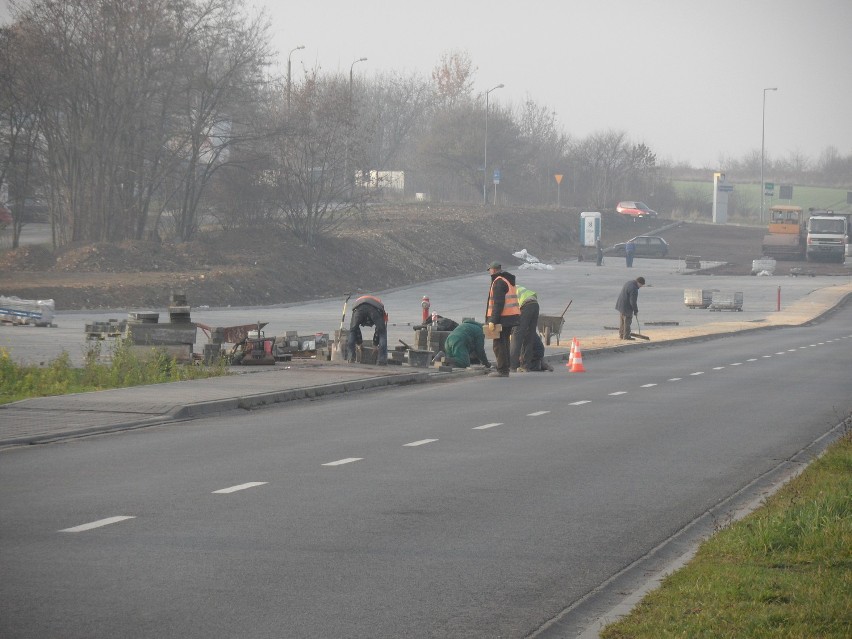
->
[272, 71, 369, 246]
[431, 49, 475, 109]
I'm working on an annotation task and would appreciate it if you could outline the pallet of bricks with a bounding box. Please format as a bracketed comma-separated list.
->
[0, 295, 56, 326]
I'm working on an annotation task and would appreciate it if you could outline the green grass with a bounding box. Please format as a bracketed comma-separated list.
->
[674, 180, 851, 213]
[0, 340, 229, 405]
[600, 429, 852, 638]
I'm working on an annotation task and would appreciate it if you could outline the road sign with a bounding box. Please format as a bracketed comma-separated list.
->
[718, 184, 734, 192]
[554, 174, 563, 184]
[493, 169, 500, 185]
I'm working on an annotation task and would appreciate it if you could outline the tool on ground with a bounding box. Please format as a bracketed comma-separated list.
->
[559, 300, 573, 319]
[399, 339, 413, 350]
[631, 316, 651, 341]
[331, 292, 352, 361]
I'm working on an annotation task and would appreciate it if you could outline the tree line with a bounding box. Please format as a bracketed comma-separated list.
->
[1, 0, 849, 249]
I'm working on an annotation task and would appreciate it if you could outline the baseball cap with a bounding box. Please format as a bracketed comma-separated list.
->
[487, 261, 501, 270]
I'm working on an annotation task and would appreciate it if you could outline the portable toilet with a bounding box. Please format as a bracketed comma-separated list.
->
[580, 212, 602, 247]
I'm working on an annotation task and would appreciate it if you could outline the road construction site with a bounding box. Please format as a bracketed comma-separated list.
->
[2, 255, 850, 368]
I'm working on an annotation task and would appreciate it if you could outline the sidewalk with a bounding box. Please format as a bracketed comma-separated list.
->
[1, 282, 850, 448]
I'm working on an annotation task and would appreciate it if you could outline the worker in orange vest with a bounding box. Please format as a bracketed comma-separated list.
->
[485, 261, 521, 377]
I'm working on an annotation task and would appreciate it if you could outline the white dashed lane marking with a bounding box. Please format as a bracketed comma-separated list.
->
[322, 458, 363, 466]
[713, 366, 725, 370]
[569, 400, 591, 406]
[668, 378, 682, 381]
[213, 482, 268, 494]
[404, 439, 438, 447]
[609, 391, 627, 396]
[527, 411, 550, 417]
[690, 372, 704, 376]
[60, 516, 135, 533]
[473, 423, 503, 430]
[641, 383, 657, 388]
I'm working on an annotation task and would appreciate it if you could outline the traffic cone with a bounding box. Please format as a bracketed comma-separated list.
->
[569, 340, 586, 372]
[566, 337, 576, 369]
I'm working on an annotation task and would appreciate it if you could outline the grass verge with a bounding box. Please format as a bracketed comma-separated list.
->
[0, 341, 229, 404]
[600, 428, 852, 638]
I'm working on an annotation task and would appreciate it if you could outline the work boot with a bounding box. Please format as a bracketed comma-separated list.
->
[488, 371, 509, 378]
[516, 367, 529, 373]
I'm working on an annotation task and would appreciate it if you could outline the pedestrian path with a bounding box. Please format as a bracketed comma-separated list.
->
[1, 282, 850, 448]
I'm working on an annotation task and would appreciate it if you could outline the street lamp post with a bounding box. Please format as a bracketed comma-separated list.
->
[347, 57, 367, 197]
[349, 57, 367, 111]
[287, 45, 305, 115]
[483, 83, 504, 205]
[760, 87, 777, 223]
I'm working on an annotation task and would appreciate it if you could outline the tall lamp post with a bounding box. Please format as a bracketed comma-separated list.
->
[347, 57, 367, 197]
[349, 57, 367, 111]
[287, 45, 304, 115]
[760, 87, 777, 223]
[483, 83, 504, 205]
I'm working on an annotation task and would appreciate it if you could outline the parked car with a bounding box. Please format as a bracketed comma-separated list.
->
[616, 201, 658, 218]
[7, 197, 49, 222]
[608, 235, 669, 258]
[0, 203, 12, 227]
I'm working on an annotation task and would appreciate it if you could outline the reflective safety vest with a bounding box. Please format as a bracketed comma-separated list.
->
[516, 286, 538, 307]
[487, 276, 520, 320]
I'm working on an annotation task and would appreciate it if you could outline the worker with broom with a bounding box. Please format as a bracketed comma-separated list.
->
[615, 276, 645, 340]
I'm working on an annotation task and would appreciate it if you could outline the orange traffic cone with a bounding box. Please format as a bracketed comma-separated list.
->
[569, 340, 586, 372]
[566, 337, 576, 369]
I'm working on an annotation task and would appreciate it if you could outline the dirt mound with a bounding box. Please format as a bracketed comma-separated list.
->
[1, 204, 847, 310]
[0, 244, 56, 270]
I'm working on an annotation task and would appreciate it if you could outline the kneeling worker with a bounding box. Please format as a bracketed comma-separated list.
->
[347, 294, 388, 364]
[444, 319, 491, 369]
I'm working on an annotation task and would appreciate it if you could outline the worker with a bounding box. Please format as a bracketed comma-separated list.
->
[596, 237, 604, 266]
[443, 319, 491, 369]
[625, 238, 636, 267]
[485, 261, 521, 377]
[510, 285, 540, 372]
[524, 332, 554, 372]
[615, 276, 645, 340]
[346, 294, 388, 365]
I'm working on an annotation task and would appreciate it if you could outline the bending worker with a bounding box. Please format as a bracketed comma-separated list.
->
[510, 285, 540, 372]
[485, 261, 520, 377]
[615, 276, 645, 340]
[346, 294, 388, 364]
[444, 319, 491, 369]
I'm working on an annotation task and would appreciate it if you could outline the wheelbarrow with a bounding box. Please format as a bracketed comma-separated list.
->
[536, 300, 571, 346]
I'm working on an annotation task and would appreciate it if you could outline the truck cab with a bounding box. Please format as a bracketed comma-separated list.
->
[806, 210, 848, 263]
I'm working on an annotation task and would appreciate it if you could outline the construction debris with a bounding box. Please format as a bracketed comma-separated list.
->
[0, 295, 56, 326]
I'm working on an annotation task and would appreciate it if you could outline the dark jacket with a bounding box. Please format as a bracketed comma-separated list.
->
[444, 319, 489, 368]
[486, 270, 520, 328]
[615, 279, 641, 316]
[350, 295, 387, 330]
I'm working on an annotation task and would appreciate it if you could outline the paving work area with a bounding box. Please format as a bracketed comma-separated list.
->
[1, 257, 851, 448]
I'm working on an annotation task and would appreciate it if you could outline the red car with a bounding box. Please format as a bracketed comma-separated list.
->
[0, 203, 12, 227]
[616, 201, 658, 219]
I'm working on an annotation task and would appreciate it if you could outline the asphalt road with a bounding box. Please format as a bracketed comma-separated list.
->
[2, 307, 850, 638]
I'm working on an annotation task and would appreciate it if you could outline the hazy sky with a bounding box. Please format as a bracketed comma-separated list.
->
[3, 0, 850, 170]
[255, 0, 852, 169]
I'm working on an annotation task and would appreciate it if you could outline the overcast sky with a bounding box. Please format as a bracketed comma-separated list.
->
[256, 0, 851, 169]
[3, 0, 850, 170]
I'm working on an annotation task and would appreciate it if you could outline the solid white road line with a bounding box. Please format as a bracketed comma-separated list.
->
[473, 422, 503, 430]
[404, 439, 438, 447]
[527, 411, 550, 417]
[322, 458, 363, 466]
[213, 482, 268, 494]
[60, 516, 135, 533]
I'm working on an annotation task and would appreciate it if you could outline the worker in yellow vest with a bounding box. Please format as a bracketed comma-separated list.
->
[511, 285, 540, 372]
